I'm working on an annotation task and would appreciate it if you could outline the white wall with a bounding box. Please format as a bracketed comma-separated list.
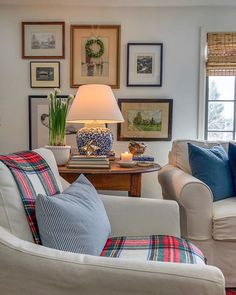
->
[0, 4, 236, 198]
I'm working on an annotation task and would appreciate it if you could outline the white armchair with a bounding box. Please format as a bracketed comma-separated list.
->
[0, 148, 225, 295]
[158, 139, 236, 287]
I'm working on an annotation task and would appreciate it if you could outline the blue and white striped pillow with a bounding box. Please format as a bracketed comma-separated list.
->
[35, 174, 111, 256]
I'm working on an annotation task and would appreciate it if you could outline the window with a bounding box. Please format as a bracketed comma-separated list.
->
[205, 33, 236, 140]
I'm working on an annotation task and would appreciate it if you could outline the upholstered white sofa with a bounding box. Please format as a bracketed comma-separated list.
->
[158, 139, 236, 288]
[0, 148, 225, 295]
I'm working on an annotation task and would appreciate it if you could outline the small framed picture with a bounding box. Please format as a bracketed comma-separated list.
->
[30, 61, 60, 88]
[71, 25, 120, 88]
[22, 22, 65, 59]
[127, 43, 163, 87]
[28, 96, 79, 149]
[117, 99, 172, 141]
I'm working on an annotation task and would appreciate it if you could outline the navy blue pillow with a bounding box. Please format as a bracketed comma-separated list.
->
[188, 143, 235, 201]
[228, 142, 236, 193]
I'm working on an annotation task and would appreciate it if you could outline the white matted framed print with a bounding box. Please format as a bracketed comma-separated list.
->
[22, 22, 65, 59]
[71, 25, 120, 88]
[28, 96, 80, 149]
[127, 43, 163, 87]
[30, 61, 60, 88]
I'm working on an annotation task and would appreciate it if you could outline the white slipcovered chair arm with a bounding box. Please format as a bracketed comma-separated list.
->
[0, 227, 225, 295]
[100, 194, 180, 238]
[158, 165, 213, 240]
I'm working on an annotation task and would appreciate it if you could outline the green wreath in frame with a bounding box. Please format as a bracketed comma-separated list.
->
[85, 38, 105, 58]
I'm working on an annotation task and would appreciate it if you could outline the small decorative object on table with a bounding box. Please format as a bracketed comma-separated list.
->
[128, 141, 155, 167]
[81, 140, 100, 157]
[118, 151, 135, 168]
[120, 151, 133, 162]
[45, 89, 74, 166]
[118, 161, 136, 168]
[128, 141, 147, 156]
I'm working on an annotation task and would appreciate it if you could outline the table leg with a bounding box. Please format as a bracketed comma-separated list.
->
[129, 173, 141, 197]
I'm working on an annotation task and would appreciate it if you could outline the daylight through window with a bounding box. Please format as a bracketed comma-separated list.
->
[205, 33, 236, 140]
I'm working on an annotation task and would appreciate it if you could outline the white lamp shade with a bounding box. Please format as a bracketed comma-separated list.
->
[67, 84, 124, 124]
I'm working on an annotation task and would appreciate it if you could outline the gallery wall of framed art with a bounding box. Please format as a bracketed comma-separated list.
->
[21, 19, 172, 146]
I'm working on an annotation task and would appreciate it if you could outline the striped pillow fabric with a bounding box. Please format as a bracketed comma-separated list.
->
[35, 174, 111, 255]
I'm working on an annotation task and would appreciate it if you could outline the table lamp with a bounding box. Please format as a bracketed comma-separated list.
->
[67, 84, 124, 156]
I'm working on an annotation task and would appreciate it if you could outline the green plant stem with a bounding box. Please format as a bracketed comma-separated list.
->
[48, 90, 73, 146]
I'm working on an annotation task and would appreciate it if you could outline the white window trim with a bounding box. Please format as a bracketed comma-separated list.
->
[198, 26, 236, 139]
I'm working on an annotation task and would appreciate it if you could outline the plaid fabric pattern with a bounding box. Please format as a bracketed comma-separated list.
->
[0, 151, 60, 244]
[101, 235, 205, 265]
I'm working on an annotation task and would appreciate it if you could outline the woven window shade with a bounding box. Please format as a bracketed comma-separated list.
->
[206, 32, 236, 76]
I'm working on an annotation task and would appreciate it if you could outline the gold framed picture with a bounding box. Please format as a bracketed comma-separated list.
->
[22, 22, 65, 59]
[117, 99, 173, 141]
[30, 61, 60, 88]
[70, 25, 120, 88]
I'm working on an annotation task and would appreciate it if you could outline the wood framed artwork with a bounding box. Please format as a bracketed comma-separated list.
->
[127, 43, 163, 87]
[28, 96, 80, 149]
[70, 25, 120, 88]
[30, 61, 60, 88]
[22, 22, 65, 59]
[117, 99, 173, 141]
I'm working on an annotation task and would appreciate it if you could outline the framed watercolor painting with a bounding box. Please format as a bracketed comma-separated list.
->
[117, 99, 173, 141]
[28, 96, 80, 150]
[22, 22, 65, 58]
[70, 25, 120, 88]
[127, 43, 163, 87]
[30, 61, 60, 88]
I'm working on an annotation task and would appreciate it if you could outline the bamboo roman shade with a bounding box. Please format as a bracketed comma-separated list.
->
[206, 32, 236, 76]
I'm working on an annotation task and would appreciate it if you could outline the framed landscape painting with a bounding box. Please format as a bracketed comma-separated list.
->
[127, 43, 163, 87]
[28, 96, 80, 149]
[70, 25, 120, 88]
[22, 22, 65, 58]
[117, 99, 173, 141]
[30, 61, 60, 88]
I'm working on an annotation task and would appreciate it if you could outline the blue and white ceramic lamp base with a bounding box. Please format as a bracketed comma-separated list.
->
[77, 127, 113, 156]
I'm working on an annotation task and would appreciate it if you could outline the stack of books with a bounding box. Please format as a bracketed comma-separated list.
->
[67, 154, 110, 169]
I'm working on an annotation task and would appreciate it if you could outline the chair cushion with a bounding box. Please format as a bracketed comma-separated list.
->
[169, 139, 229, 174]
[188, 143, 234, 201]
[36, 174, 111, 256]
[213, 197, 236, 240]
[101, 235, 206, 265]
[0, 148, 63, 242]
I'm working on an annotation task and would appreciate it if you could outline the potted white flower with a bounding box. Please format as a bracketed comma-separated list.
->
[45, 89, 74, 166]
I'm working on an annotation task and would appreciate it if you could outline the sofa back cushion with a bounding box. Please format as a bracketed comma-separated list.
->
[0, 148, 63, 242]
[169, 139, 229, 174]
